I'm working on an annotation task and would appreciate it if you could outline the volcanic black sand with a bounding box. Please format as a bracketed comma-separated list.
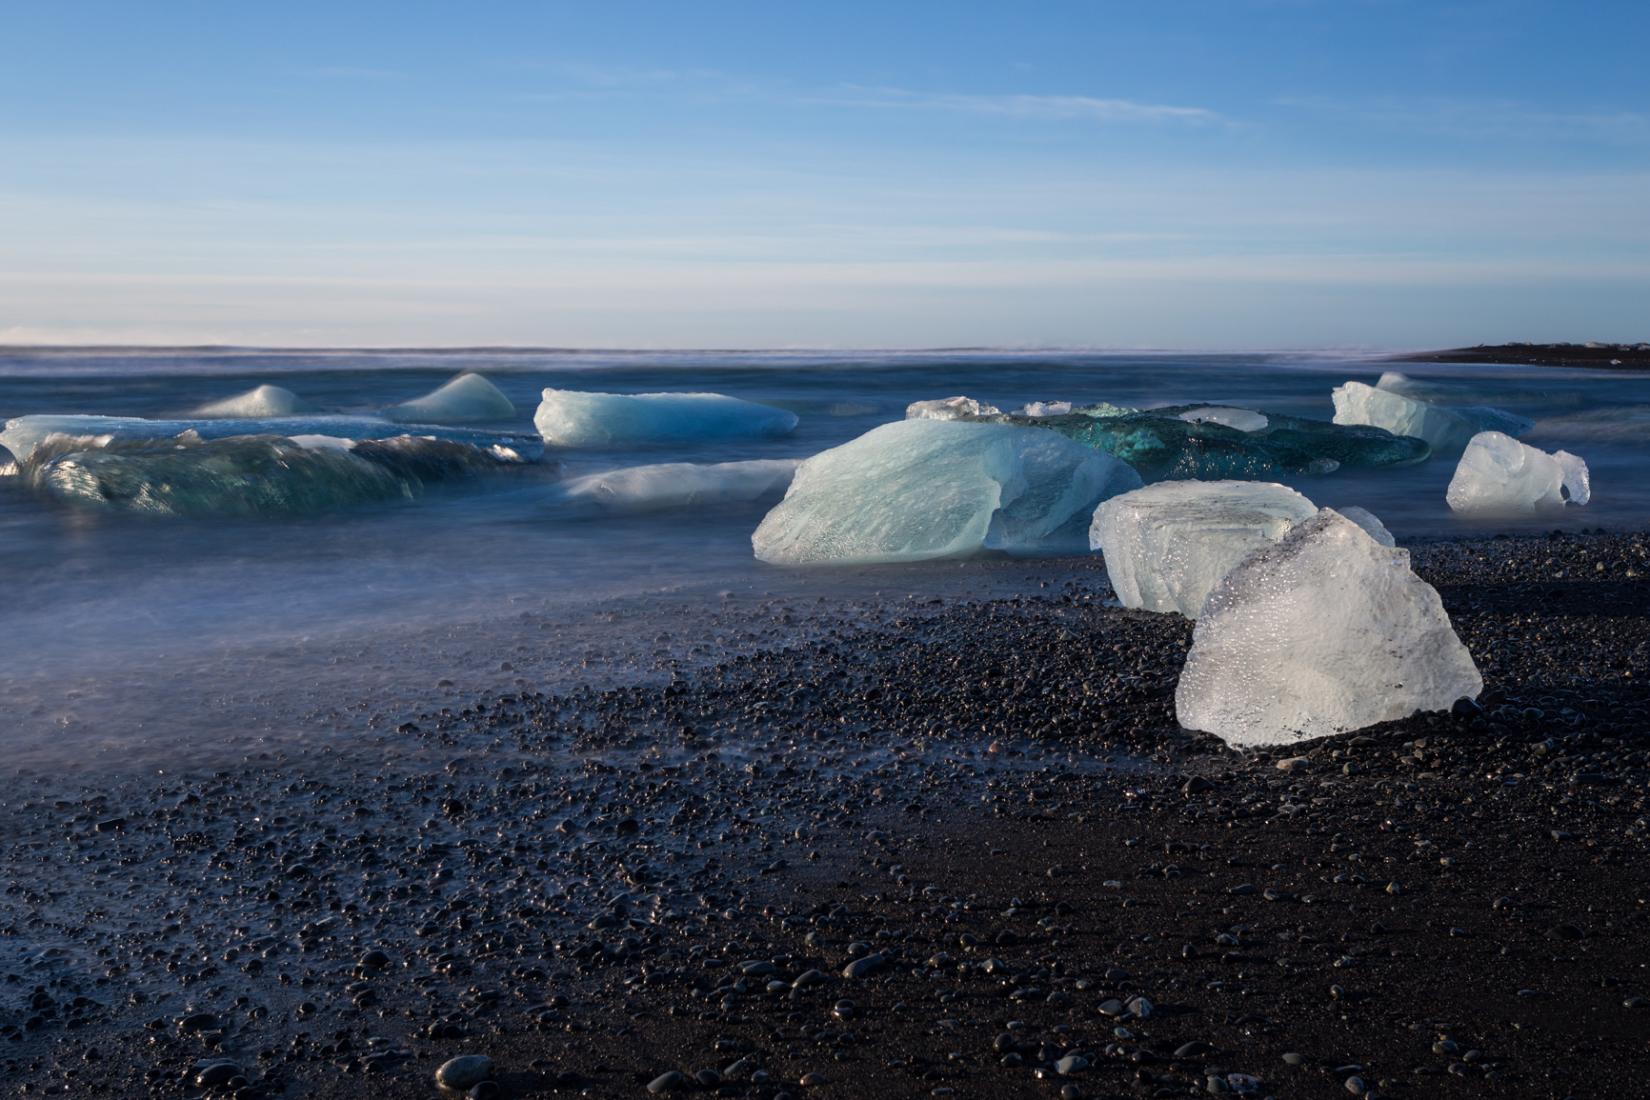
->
[1397, 343, 1650, 370]
[3, 531, 1648, 1100]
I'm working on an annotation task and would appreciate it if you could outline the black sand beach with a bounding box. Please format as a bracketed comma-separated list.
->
[3, 531, 1648, 1099]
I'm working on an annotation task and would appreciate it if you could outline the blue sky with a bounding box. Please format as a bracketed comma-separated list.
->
[2, 0, 1647, 348]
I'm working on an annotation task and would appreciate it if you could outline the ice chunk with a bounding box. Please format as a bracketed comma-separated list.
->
[905, 396, 1003, 421]
[1445, 431, 1590, 513]
[1175, 509, 1482, 747]
[1089, 481, 1317, 618]
[984, 403, 1427, 480]
[1016, 400, 1073, 418]
[20, 432, 530, 517]
[535, 389, 797, 446]
[562, 459, 799, 512]
[1332, 381, 1532, 453]
[1335, 505, 1396, 547]
[193, 384, 303, 418]
[753, 419, 1142, 565]
[0, 414, 543, 465]
[386, 372, 515, 423]
[1176, 406, 1269, 432]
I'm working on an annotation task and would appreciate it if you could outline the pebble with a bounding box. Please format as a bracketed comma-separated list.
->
[435, 1055, 494, 1091]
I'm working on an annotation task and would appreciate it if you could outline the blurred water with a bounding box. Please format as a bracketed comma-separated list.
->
[1, 347, 1644, 766]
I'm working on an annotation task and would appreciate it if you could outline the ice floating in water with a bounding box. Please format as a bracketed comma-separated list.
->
[905, 396, 1003, 421]
[1175, 509, 1482, 747]
[1090, 480, 1317, 618]
[386, 372, 515, 423]
[752, 419, 1142, 565]
[1336, 505, 1397, 546]
[980, 402, 1427, 481]
[1176, 406, 1268, 433]
[192, 384, 303, 418]
[1332, 381, 1532, 454]
[535, 388, 798, 446]
[1016, 400, 1073, 418]
[562, 459, 800, 512]
[19, 433, 525, 517]
[0, 414, 543, 466]
[1445, 431, 1590, 514]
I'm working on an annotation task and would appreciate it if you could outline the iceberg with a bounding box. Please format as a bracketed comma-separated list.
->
[1175, 509, 1482, 747]
[20, 432, 531, 517]
[905, 396, 1003, 421]
[985, 403, 1428, 481]
[192, 384, 303, 418]
[386, 372, 515, 423]
[752, 419, 1142, 565]
[1336, 505, 1397, 546]
[1016, 400, 1073, 418]
[1175, 406, 1269, 433]
[535, 388, 798, 446]
[1332, 381, 1532, 453]
[562, 459, 800, 512]
[0, 414, 544, 467]
[1445, 431, 1590, 514]
[1089, 481, 1317, 618]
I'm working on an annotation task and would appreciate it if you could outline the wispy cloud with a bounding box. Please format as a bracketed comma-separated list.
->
[809, 86, 1221, 125]
[1277, 95, 1650, 145]
[300, 66, 402, 81]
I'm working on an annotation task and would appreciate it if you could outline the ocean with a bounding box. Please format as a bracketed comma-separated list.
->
[2, 347, 1644, 765]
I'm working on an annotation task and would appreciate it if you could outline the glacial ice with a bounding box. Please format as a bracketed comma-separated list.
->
[193, 384, 303, 418]
[20, 432, 530, 517]
[386, 372, 515, 423]
[905, 396, 1003, 421]
[988, 403, 1428, 481]
[1445, 431, 1591, 514]
[0, 414, 544, 466]
[1016, 401, 1073, 418]
[535, 389, 798, 446]
[1089, 481, 1317, 618]
[752, 419, 1142, 565]
[562, 459, 800, 512]
[1336, 505, 1397, 546]
[1175, 406, 1269, 433]
[1175, 508, 1482, 747]
[1332, 381, 1533, 453]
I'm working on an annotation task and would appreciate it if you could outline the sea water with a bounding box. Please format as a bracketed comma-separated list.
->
[2, 347, 1645, 765]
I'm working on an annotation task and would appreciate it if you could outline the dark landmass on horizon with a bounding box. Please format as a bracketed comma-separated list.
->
[1397, 342, 1650, 370]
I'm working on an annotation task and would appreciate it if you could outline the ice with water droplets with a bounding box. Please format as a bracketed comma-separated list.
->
[1175, 508, 1482, 747]
[1089, 480, 1317, 618]
[753, 419, 1142, 565]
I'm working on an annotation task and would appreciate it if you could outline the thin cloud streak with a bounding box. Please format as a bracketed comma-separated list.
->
[810, 86, 1221, 124]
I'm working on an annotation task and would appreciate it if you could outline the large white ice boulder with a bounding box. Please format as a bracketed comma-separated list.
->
[193, 384, 303, 418]
[753, 419, 1142, 565]
[387, 372, 515, 423]
[1175, 508, 1482, 747]
[536, 388, 797, 446]
[1089, 480, 1317, 618]
[1331, 380, 1530, 453]
[562, 459, 799, 512]
[905, 396, 1002, 421]
[1445, 431, 1590, 514]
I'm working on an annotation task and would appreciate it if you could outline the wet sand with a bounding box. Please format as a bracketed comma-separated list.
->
[2, 531, 1648, 1099]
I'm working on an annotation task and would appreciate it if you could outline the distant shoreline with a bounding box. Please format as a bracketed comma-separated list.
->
[1395, 342, 1650, 370]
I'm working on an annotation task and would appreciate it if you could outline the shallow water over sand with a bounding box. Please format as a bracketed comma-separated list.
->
[2, 347, 1645, 764]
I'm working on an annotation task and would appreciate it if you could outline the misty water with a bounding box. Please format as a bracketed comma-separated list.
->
[2, 347, 1645, 767]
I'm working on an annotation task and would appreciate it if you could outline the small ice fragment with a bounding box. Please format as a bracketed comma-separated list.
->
[1016, 400, 1073, 418]
[1335, 505, 1396, 546]
[387, 372, 514, 423]
[905, 396, 1003, 421]
[193, 384, 303, 418]
[753, 419, 1142, 565]
[563, 459, 799, 512]
[1176, 406, 1269, 432]
[1089, 480, 1317, 618]
[1175, 508, 1482, 747]
[535, 388, 797, 446]
[1445, 432, 1589, 514]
